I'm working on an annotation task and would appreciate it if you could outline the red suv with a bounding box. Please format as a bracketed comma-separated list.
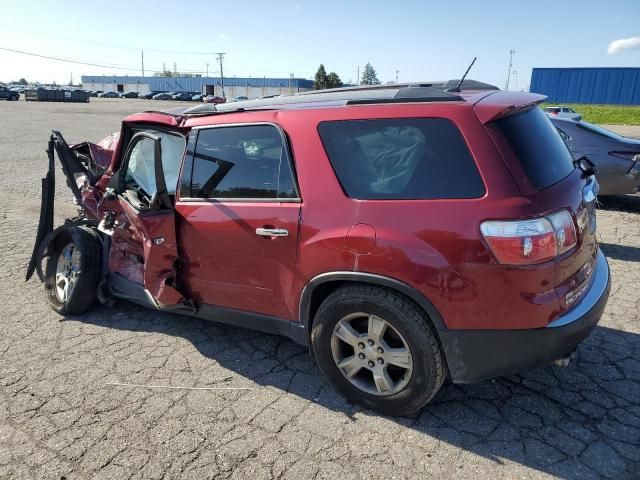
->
[28, 84, 610, 415]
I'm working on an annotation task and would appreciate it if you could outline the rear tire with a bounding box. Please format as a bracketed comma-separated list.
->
[311, 285, 446, 416]
[45, 226, 102, 315]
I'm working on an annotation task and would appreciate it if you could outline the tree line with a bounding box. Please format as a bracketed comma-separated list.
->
[314, 62, 380, 89]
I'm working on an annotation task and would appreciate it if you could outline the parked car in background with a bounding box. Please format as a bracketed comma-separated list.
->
[28, 84, 609, 415]
[226, 95, 249, 103]
[544, 106, 582, 121]
[549, 116, 640, 195]
[171, 92, 197, 101]
[0, 86, 20, 101]
[152, 92, 176, 100]
[140, 91, 160, 100]
[191, 94, 204, 102]
[98, 91, 119, 98]
[203, 95, 225, 104]
[119, 91, 139, 99]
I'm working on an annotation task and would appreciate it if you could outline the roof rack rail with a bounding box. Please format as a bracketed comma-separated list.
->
[179, 79, 498, 116]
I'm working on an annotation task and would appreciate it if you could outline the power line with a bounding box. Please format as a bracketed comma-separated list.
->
[0, 46, 309, 79]
[0, 24, 216, 55]
[0, 46, 142, 71]
[1, 46, 208, 74]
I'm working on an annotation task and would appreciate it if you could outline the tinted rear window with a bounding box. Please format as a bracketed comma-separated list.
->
[496, 107, 575, 190]
[318, 118, 485, 200]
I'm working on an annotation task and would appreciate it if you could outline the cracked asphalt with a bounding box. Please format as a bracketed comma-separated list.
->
[1, 99, 639, 479]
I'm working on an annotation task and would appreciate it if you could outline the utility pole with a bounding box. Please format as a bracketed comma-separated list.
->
[357, 65, 360, 85]
[206, 63, 209, 77]
[173, 62, 177, 75]
[395, 69, 399, 84]
[512, 70, 518, 91]
[141, 49, 145, 77]
[215, 52, 226, 98]
[505, 49, 515, 91]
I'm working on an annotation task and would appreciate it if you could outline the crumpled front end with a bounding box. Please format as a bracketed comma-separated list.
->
[25, 131, 113, 282]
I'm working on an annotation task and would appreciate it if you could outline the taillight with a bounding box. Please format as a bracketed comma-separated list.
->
[547, 210, 577, 255]
[481, 210, 577, 265]
[610, 151, 639, 160]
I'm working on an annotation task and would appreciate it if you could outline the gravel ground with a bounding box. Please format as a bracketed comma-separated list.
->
[0, 98, 639, 480]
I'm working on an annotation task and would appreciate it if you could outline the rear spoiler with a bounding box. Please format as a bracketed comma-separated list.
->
[474, 91, 547, 124]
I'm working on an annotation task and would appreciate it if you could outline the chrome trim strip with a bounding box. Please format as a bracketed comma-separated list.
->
[546, 249, 609, 328]
[178, 197, 301, 204]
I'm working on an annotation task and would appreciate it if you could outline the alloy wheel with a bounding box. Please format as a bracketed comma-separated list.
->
[54, 243, 80, 303]
[331, 312, 413, 396]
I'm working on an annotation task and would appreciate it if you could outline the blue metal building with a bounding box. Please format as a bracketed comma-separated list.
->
[81, 75, 314, 98]
[530, 67, 640, 105]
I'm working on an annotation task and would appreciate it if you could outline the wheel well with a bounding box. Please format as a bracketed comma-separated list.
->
[303, 278, 451, 378]
[306, 280, 347, 330]
[304, 278, 445, 336]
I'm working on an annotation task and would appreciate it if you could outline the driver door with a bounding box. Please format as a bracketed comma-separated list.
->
[108, 130, 186, 307]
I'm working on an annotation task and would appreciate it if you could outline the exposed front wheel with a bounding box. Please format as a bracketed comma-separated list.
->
[311, 285, 446, 416]
[45, 226, 102, 315]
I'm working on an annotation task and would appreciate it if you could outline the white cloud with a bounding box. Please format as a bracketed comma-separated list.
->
[217, 32, 230, 42]
[607, 36, 640, 55]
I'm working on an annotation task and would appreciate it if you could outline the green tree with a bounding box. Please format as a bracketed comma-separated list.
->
[326, 72, 343, 88]
[361, 62, 380, 85]
[314, 64, 328, 90]
[153, 70, 175, 77]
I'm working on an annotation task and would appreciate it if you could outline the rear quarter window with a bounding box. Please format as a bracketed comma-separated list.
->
[496, 107, 575, 190]
[317, 118, 485, 200]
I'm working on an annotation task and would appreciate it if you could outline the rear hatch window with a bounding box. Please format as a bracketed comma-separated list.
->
[318, 118, 485, 200]
[496, 107, 575, 190]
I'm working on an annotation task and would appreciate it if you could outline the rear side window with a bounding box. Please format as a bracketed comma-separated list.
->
[317, 118, 485, 200]
[496, 107, 575, 190]
[188, 125, 298, 199]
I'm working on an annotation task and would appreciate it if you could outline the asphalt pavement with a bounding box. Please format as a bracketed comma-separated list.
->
[0, 98, 638, 479]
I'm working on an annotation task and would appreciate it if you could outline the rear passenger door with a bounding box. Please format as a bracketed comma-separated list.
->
[175, 123, 301, 319]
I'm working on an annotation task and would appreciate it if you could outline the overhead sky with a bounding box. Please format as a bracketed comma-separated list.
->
[0, 0, 638, 89]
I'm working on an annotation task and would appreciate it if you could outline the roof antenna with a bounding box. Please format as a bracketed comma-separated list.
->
[446, 57, 477, 93]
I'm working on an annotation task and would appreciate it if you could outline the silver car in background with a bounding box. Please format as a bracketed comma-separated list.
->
[550, 116, 640, 195]
[544, 106, 582, 121]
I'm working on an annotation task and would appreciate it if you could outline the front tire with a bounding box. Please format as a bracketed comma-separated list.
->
[44, 226, 102, 315]
[311, 285, 446, 416]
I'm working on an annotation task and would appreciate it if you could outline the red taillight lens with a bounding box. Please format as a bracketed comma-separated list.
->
[481, 210, 577, 265]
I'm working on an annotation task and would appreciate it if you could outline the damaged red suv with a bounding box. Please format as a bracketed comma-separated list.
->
[28, 83, 610, 415]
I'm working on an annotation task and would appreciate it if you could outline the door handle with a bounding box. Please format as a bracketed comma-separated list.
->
[256, 227, 288, 237]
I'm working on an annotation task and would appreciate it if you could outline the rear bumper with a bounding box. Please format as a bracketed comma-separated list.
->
[440, 249, 610, 384]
